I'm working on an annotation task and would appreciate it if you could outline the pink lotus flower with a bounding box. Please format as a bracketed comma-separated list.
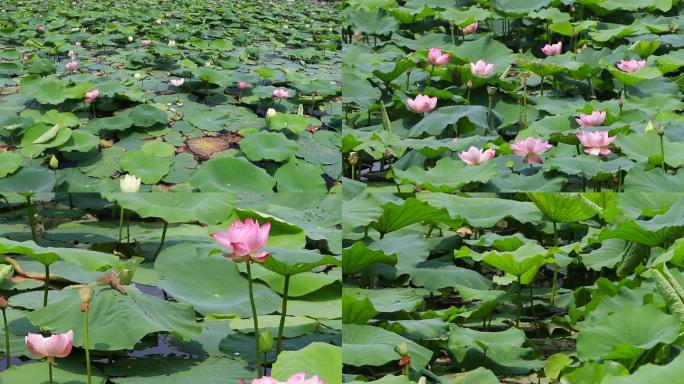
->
[170, 78, 184, 87]
[75, 41, 81, 47]
[273, 88, 291, 99]
[576, 130, 616, 156]
[141, 39, 152, 46]
[251, 372, 325, 384]
[238, 81, 251, 89]
[617, 59, 646, 73]
[462, 22, 478, 35]
[575, 110, 606, 127]
[510, 137, 553, 164]
[459, 146, 495, 166]
[84, 89, 99, 102]
[65, 60, 78, 71]
[406, 94, 437, 113]
[470, 60, 495, 77]
[427, 48, 450, 66]
[25, 330, 74, 365]
[37, 25, 45, 32]
[211, 218, 271, 263]
[542, 42, 562, 56]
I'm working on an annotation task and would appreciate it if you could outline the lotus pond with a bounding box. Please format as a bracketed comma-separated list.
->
[342, 0, 684, 192]
[0, 0, 341, 192]
[343, 191, 684, 383]
[0, 192, 341, 383]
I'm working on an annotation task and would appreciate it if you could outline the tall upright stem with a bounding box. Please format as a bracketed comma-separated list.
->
[48, 361, 53, 384]
[660, 134, 666, 170]
[516, 276, 522, 327]
[26, 195, 37, 242]
[276, 275, 290, 355]
[550, 221, 559, 305]
[118, 206, 124, 245]
[246, 262, 263, 377]
[2, 309, 9, 369]
[152, 221, 168, 260]
[43, 265, 50, 307]
[84, 311, 91, 384]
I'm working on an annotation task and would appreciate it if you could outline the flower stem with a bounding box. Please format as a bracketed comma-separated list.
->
[152, 221, 168, 261]
[516, 276, 522, 327]
[660, 134, 666, 170]
[118, 206, 124, 245]
[25, 195, 37, 242]
[84, 310, 91, 384]
[43, 265, 50, 307]
[550, 221, 559, 305]
[48, 360, 53, 384]
[2, 308, 9, 369]
[126, 211, 130, 243]
[246, 262, 263, 378]
[276, 275, 290, 355]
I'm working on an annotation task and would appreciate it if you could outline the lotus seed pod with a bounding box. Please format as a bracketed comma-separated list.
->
[79, 286, 94, 304]
[487, 86, 497, 96]
[347, 151, 359, 166]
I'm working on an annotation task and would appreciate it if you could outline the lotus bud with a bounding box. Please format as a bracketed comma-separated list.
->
[417, 377, 427, 384]
[297, 104, 304, 116]
[168, 40, 176, 47]
[618, 97, 624, 109]
[258, 329, 274, 353]
[118, 269, 134, 285]
[134, 73, 142, 79]
[394, 342, 409, 356]
[466, 79, 473, 89]
[266, 108, 277, 119]
[127, 36, 134, 42]
[656, 125, 665, 136]
[645, 121, 654, 132]
[49, 155, 58, 169]
[347, 151, 359, 166]
[79, 286, 94, 312]
[0, 296, 7, 310]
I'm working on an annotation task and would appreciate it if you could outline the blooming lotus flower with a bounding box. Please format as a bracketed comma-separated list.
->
[211, 218, 271, 263]
[617, 59, 646, 73]
[272, 88, 291, 99]
[170, 78, 184, 87]
[238, 81, 251, 89]
[75, 41, 81, 47]
[251, 372, 325, 384]
[25, 330, 73, 365]
[459, 146, 496, 166]
[120, 174, 141, 192]
[65, 60, 78, 71]
[406, 94, 437, 113]
[84, 89, 99, 102]
[470, 60, 495, 77]
[37, 25, 45, 32]
[576, 130, 616, 155]
[575, 110, 606, 127]
[427, 48, 450, 66]
[542, 42, 562, 56]
[510, 137, 553, 164]
[462, 22, 477, 35]
[141, 39, 151, 46]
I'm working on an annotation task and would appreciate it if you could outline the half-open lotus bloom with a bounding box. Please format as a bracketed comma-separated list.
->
[170, 78, 184, 87]
[273, 88, 291, 99]
[84, 89, 99, 102]
[427, 48, 450, 66]
[462, 22, 477, 34]
[65, 60, 78, 71]
[25, 330, 74, 364]
[470, 60, 495, 77]
[575, 110, 606, 127]
[577, 130, 616, 156]
[406, 94, 437, 113]
[251, 372, 325, 384]
[459, 146, 495, 166]
[238, 81, 251, 89]
[212, 218, 271, 263]
[542, 42, 562, 56]
[120, 174, 141, 192]
[617, 59, 646, 73]
[510, 137, 553, 164]
[141, 39, 152, 46]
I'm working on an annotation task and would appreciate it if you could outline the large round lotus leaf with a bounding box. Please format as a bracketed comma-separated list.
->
[155, 243, 281, 316]
[27, 285, 201, 351]
[274, 160, 327, 194]
[239, 131, 298, 162]
[453, 35, 514, 74]
[141, 139, 175, 157]
[393, 158, 498, 193]
[129, 104, 168, 127]
[230, 315, 319, 338]
[194, 67, 232, 86]
[20, 109, 79, 128]
[527, 193, 601, 223]
[120, 150, 172, 184]
[105, 356, 251, 384]
[20, 123, 73, 153]
[0, 238, 118, 268]
[0, 359, 106, 384]
[189, 156, 275, 193]
[19, 75, 66, 104]
[267, 113, 320, 133]
[0, 166, 55, 192]
[0, 151, 22, 178]
[59, 130, 99, 153]
[271, 342, 342, 384]
[86, 114, 135, 133]
[108, 192, 235, 224]
[602, 352, 684, 384]
[342, 324, 433, 369]
[262, 248, 339, 276]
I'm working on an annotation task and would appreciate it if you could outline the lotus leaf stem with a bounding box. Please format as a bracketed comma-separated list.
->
[276, 274, 290, 354]
[550, 221, 559, 305]
[246, 261, 263, 377]
[43, 264, 50, 307]
[2, 308, 9, 369]
[84, 309, 91, 384]
[26, 195, 37, 242]
[152, 221, 168, 261]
